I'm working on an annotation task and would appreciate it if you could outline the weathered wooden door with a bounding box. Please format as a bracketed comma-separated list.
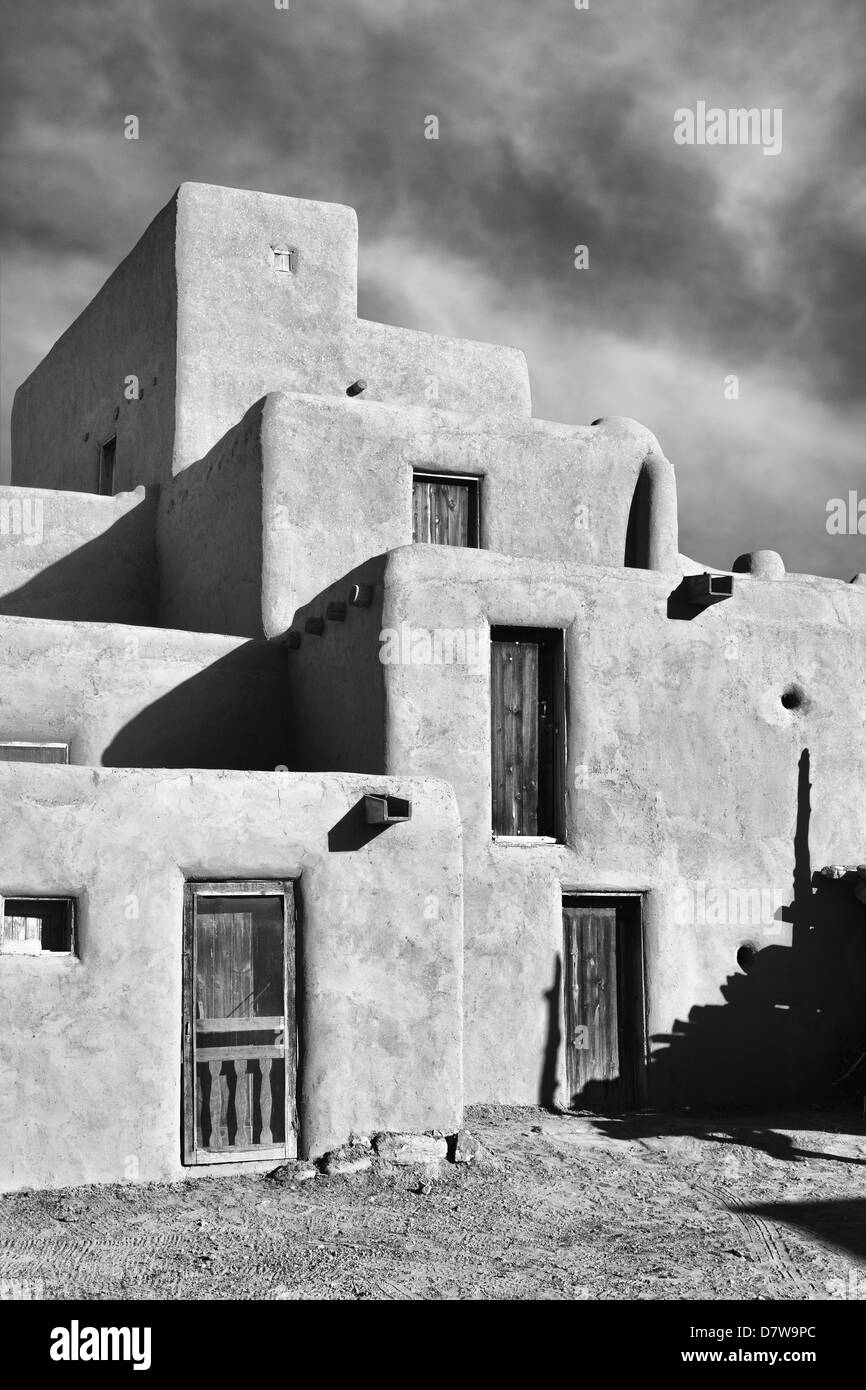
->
[412, 472, 479, 547]
[490, 628, 562, 837]
[183, 882, 296, 1164]
[563, 897, 644, 1110]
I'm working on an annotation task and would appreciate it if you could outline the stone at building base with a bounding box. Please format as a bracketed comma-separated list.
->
[266, 1160, 319, 1185]
[320, 1144, 374, 1177]
[373, 1132, 449, 1165]
[450, 1130, 484, 1165]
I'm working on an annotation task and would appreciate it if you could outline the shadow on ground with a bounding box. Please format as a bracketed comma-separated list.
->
[738, 1199, 866, 1264]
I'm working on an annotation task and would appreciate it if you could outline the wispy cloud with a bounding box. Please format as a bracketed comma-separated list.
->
[1, 0, 863, 576]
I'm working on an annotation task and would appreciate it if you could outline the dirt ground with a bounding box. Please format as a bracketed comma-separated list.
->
[2, 1106, 865, 1301]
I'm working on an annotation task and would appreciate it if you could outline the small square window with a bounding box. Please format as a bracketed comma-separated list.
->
[270, 244, 298, 274]
[1, 898, 77, 955]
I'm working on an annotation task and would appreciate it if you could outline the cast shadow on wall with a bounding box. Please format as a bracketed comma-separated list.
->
[0, 494, 158, 625]
[102, 641, 289, 771]
[540, 749, 866, 1122]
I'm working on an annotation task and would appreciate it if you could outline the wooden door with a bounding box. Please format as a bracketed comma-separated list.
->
[563, 897, 644, 1110]
[412, 472, 478, 547]
[490, 628, 562, 837]
[183, 882, 296, 1164]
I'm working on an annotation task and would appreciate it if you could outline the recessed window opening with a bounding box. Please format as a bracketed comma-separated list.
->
[412, 471, 480, 548]
[271, 244, 298, 273]
[1, 898, 76, 955]
[98, 436, 116, 496]
[0, 742, 69, 764]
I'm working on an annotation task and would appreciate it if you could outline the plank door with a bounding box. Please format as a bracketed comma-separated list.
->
[183, 882, 296, 1164]
[490, 628, 562, 837]
[412, 472, 479, 547]
[563, 897, 644, 1110]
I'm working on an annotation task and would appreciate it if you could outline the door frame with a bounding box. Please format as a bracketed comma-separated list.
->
[490, 626, 566, 842]
[411, 469, 481, 548]
[182, 879, 297, 1165]
[560, 890, 648, 1110]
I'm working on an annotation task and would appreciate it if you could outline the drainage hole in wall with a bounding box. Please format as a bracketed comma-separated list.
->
[781, 685, 804, 711]
[736, 943, 757, 973]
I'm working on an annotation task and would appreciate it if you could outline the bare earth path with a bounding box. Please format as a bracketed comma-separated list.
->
[2, 1107, 865, 1301]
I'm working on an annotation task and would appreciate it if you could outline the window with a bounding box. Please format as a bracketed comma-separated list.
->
[0, 742, 69, 764]
[490, 627, 565, 840]
[1, 898, 76, 955]
[271, 244, 298, 273]
[412, 471, 480, 547]
[98, 436, 116, 495]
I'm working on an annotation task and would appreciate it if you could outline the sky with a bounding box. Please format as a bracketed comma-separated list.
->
[1, 0, 864, 577]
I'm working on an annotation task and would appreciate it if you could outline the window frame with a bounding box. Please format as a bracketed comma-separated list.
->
[490, 625, 566, 844]
[0, 741, 70, 764]
[412, 469, 481, 548]
[182, 879, 298, 1166]
[98, 434, 117, 496]
[0, 895, 78, 957]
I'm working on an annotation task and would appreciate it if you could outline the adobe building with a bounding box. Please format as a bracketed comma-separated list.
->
[2, 183, 865, 1192]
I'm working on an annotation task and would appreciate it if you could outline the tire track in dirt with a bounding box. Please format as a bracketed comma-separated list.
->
[693, 1183, 819, 1298]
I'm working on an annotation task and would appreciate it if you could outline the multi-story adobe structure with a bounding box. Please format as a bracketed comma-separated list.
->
[2, 183, 864, 1191]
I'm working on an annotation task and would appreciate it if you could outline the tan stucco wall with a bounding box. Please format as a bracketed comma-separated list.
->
[11, 183, 530, 497]
[0, 616, 287, 770]
[0, 767, 463, 1191]
[289, 545, 866, 1110]
[260, 400, 673, 633]
[286, 555, 388, 774]
[158, 401, 265, 637]
[11, 197, 178, 493]
[172, 182, 530, 472]
[0, 485, 157, 624]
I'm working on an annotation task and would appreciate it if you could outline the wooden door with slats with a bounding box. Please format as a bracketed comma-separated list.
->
[412, 473, 478, 547]
[490, 628, 562, 837]
[183, 882, 296, 1164]
[491, 638, 539, 835]
[563, 897, 644, 1110]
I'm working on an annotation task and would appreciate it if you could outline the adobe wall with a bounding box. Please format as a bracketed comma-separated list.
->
[286, 555, 389, 774]
[261, 403, 675, 633]
[11, 197, 178, 493]
[11, 183, 531, 497]
[0, 484, 158, 625]
[158, 401, 266, 637]
[0, 616, 287, 771]
[289, 545, 866, 1110]
[172, 183, 530, 473]
[0, 767, 463, 1191]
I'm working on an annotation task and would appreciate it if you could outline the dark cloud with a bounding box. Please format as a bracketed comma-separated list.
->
[1, 0, 863, 578]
